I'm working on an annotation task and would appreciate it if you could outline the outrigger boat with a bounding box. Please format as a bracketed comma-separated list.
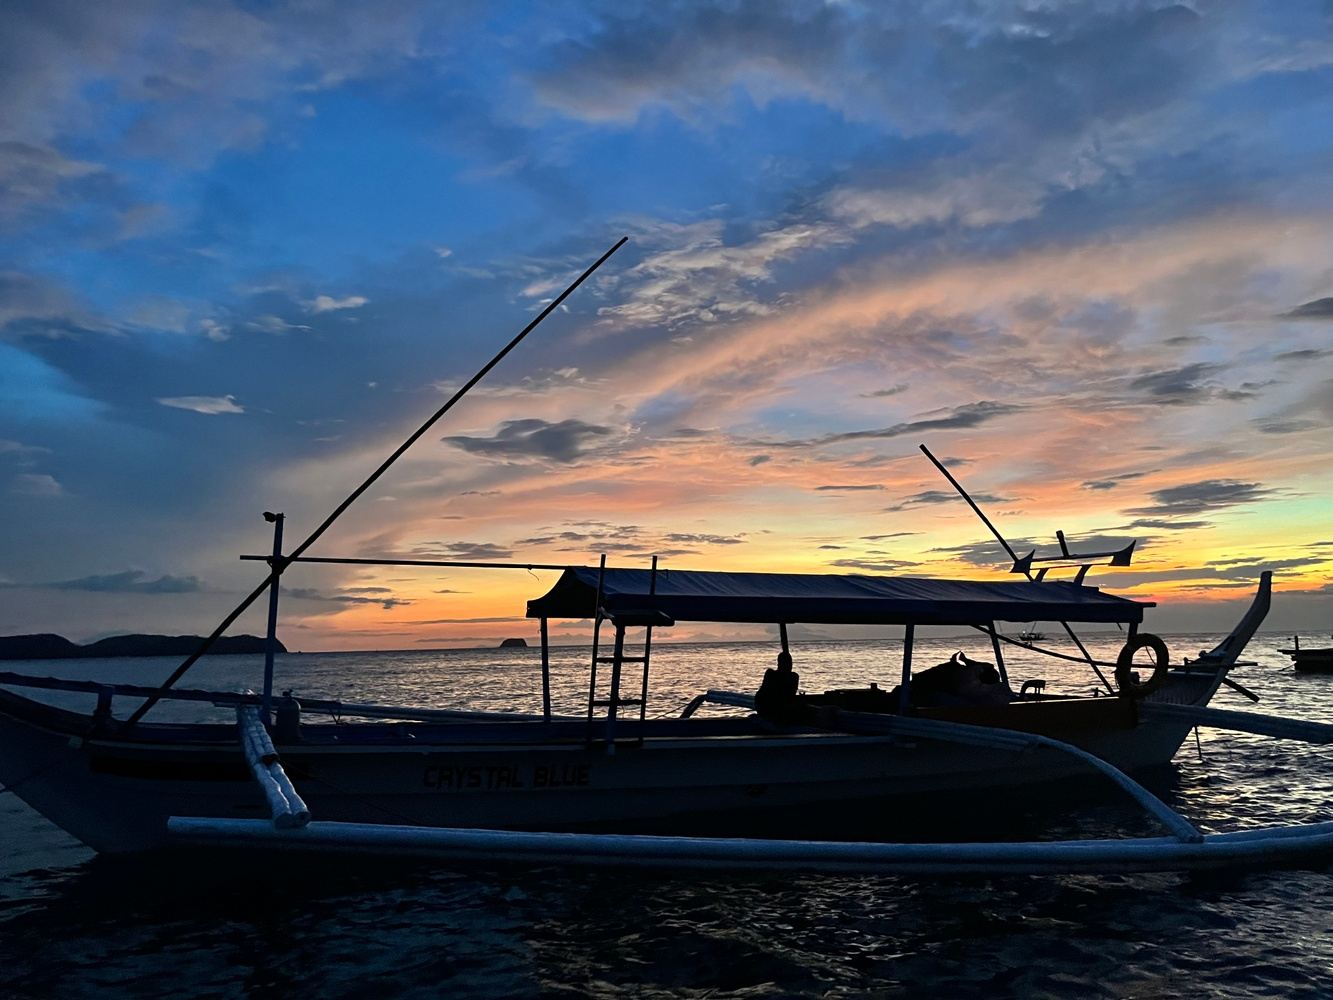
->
[1279, 636, 1333, 674]
[3, 239, 1331, 876]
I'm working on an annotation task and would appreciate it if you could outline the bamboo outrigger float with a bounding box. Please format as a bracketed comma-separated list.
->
[2, 238, 1330, 876]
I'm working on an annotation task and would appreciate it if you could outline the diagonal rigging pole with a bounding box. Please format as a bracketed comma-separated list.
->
[125, 236, 629, 726]
[918, 443, 1117, 693]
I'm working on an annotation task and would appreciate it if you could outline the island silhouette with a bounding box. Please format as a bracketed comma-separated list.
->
[0, 633, 284, 660]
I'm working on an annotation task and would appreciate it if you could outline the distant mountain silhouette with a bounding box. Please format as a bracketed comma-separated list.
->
[0, 633, 284, 660]
[499, 637, 529, 648]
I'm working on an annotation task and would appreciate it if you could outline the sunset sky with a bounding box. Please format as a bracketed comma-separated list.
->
[2, 1, 1330, 650]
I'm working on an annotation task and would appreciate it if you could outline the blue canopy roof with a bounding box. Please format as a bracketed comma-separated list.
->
[526, 568, 1151, 626]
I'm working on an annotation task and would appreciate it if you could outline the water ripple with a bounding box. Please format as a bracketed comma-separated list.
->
[1, 633, 1331, 997]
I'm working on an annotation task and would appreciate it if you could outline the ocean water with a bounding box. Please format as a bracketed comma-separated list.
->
[1, 631, 1331, 998]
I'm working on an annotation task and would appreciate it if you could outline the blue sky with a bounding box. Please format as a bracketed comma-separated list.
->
[2, 1, 1331, 648]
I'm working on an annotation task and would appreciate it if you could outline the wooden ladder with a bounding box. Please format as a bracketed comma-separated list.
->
[586, 555, 673, 752]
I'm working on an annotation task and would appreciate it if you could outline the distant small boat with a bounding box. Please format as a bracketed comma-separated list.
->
[1019, 629, 1046, 643]
[1278, 635, 1333, 674]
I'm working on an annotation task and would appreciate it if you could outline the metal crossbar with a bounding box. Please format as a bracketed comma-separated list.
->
[0, 672, 553, 724]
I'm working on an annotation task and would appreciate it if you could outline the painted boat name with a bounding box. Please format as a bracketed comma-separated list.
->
[422, 762, 591, 791]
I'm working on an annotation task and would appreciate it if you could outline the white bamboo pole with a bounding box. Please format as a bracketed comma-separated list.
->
[237, 705, 311, 829]
[1140, 703, 1333, 744]
[165, 817, 1333, 876]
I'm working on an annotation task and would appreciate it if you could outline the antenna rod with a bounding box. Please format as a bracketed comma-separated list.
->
[918, 444, 1019, 563]
[918, 442, 1116, 693]
[126, 236, 629, 726]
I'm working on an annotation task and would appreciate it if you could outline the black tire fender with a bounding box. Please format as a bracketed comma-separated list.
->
[1115, 633, 1170, 698]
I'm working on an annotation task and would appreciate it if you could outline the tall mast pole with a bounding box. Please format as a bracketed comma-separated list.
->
[126, 236, 629, 726]
[260, 511, 284, 722]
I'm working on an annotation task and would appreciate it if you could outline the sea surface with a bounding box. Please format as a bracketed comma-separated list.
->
[1, 631, 1331, 998]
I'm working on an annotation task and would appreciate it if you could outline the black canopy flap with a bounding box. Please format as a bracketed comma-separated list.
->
[526, 568, 1151, 626]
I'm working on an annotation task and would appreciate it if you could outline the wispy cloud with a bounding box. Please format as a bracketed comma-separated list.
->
[514, 523, 746, 558]
[285, 587, 411, 611]
[595, 218, 849, 331]
[306, 294, 368, 313]
[0, 439, 48, 456]
[396, 541, 515, 562]
[829, 557, 922, 573]
[1282, 297, 1333, 319]
[444, 418, 615, 463]
[1125, 363, 1227, 406]
[1082, 471, 1151, 491]
[406, 616, 528, 625]
[662, 532, 745, 546]
[245, 315, 311, 334]
[156, 394, 244, 415]
[1124, 480, 1276, 518]
[2, 570, 202, 594]
[1126, 518, 1212, 531]
[9, 472, 62, 496]
[885, 489, 1011, 513]
[859, 384, 908, 399]
[1274, 347, 1332, 362]
[759, 401, 1023, 449]
[0, 142, 102, 222]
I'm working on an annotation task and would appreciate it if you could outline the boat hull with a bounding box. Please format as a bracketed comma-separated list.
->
[0, 688, 1198, 854]
[1280, 648, 1333, 674]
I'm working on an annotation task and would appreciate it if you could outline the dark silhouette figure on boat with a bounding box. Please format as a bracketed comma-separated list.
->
[889, 651, 1015, 709]
[754, 648, 802, 722]
[757, 649, 1014, 723]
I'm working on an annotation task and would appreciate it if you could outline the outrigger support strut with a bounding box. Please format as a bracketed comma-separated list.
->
[1140, 702, 1333, 744]
[688, 690, 1203, 843]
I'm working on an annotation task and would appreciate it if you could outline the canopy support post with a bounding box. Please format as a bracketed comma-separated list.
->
[540, 617, 551, 723]
[987, 622, 1007, 685]
[637, 556, 658, 743]
[898, 623, 915, 714]
[604, 624, 626, 752]
[1061, 621, 1115, 693]
[586, 554, 607, 740]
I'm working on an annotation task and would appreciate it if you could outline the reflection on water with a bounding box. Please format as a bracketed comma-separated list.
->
[1, 632, 1331, 998]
